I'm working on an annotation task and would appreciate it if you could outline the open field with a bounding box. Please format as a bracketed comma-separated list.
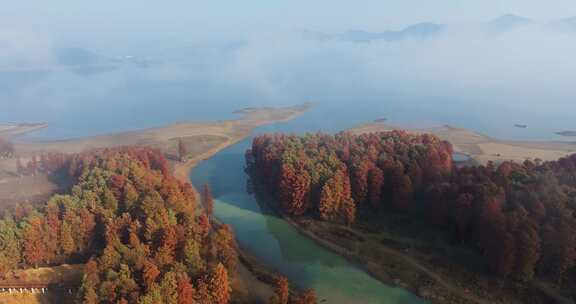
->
[0, 264, 83, 304]
[0, 264, 84, 287]
[351, 122, 576, 164]
[0, 293, 73, 304]
[0, 174, 66, 210]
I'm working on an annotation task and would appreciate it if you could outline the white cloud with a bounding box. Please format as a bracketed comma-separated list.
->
[0, 29, 55, 70]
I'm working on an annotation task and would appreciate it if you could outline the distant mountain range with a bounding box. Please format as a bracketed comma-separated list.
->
[302, 14, 576, 43]
[486, 14, 534, 32]
[339, 22, 444, 42]
[53, 48, 156, 68]
[301, 22, 444, 43]
[545, 16, 576, 32]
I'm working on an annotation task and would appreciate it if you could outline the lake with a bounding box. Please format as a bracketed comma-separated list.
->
[2, 61, 575, 141]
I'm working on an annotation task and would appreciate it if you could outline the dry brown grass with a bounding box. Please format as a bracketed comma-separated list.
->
[0, 264, 84, 287]
[0, 174, 63, 210]
[0, 293, 74, 304]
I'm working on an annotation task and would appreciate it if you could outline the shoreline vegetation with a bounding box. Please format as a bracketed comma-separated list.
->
[247, 131, 576, 304]
[0, 103, 311, 304]
[351, 122, 576, 165]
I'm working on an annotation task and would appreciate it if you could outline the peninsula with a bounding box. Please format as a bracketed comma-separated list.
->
[0, 103, 311, 304]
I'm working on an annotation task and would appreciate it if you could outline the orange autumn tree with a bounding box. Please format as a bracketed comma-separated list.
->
[202, 183, 214, 217]
[248, 131, 576, 282]
[274, 276, 289, 304]
[0, 147, 239, 303]
[210, 263, 231, 304]
[177, 273, 196, 304]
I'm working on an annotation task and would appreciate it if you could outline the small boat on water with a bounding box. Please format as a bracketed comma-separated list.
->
[514, 124, 528, 129]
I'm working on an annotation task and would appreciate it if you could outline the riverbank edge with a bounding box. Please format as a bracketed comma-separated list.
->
[0, 123, 48, 139]
[250, 186, 433, 302]
[281, 216, 471, 303]
[247, 167, 570, 304]
[245, 163, 501, 303]
[171, 105, 312, 302]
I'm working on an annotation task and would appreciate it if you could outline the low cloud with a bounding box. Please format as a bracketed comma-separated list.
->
[2, 22, 576, 138]
[0, 29, 56, 70]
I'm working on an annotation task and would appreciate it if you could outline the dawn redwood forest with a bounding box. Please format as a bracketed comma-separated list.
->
[247, 131, 576, 284]
[0, 147, 318, 304]
[0, 148, 229, 303]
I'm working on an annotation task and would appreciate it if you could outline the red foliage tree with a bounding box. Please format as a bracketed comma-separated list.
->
[202, 183, 214, 217]
[274, 276, 289, 304]
[22, 216, 46, 267]
[210, 263, 230, 304]
[279, 163, 311, 216]
[294, 289, 317, 304]
[367, 166, 384, 209]
[142, 260, 161, 290]
[177, 273, 195, 304]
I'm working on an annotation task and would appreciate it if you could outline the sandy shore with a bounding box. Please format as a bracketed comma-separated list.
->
[351, 122, 576, 164]
[12, 103, 311, 155]
[0, 104, 311, 208]
[0, 123, 48, 139]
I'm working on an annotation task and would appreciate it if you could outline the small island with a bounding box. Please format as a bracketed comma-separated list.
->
[0, 123, 48, 138]
[233, 102, 313, 116]
[554, 130, 576, 137]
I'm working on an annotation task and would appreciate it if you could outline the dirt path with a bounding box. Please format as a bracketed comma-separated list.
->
[287, 218, 493, 304]
[531, 280, 574, 304]
[368, 240, 491, 304]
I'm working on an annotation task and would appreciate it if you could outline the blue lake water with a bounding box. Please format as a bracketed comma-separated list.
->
[1, 64, 574, 141]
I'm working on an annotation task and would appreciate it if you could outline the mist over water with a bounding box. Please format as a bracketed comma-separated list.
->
[2, 16, 576, 140]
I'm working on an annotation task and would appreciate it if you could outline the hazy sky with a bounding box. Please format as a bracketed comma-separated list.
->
[3, 1, 576, 140]
[3, 1, 576, 41]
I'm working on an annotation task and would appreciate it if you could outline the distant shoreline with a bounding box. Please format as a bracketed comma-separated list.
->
[350, 122, 576, 164]
[554, 130, 576, 137]
[0, 123, 48, 138]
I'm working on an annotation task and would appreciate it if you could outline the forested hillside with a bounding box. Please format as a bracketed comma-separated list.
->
[0, 147, 237, 303]
[247, 131, 576, 283]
